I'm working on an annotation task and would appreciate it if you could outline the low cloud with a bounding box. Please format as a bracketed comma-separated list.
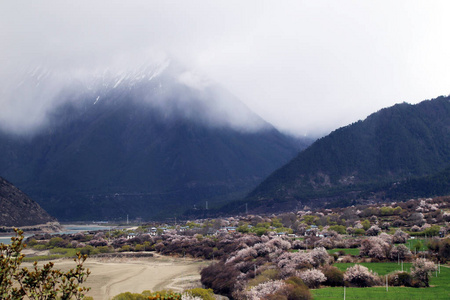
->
[2, 1, 450, 137]
[0, 54, 269, 135]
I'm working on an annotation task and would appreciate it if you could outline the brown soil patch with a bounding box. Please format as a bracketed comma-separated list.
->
[23, 253, 209, 300]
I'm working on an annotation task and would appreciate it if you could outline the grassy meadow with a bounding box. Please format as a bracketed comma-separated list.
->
[327, 248, 360, 256]
[312, 263, 450, 300]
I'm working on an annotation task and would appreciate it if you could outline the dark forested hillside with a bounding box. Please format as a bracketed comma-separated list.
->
[0, 78, 307, 221]
[0, 176, 56, 226]
[238, 96, 450, 212]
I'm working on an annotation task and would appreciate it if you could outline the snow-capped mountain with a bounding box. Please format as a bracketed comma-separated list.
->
[0, 60, 310, 221]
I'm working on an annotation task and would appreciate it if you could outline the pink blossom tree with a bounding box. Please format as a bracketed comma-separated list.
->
[410, 259, 437, 287]
[247, 280, 286, 299]
[344, 264, 381, 287]
[298, 269, 326, 288]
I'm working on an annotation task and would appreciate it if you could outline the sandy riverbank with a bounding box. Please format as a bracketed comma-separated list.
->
[23, 253, 210, 300]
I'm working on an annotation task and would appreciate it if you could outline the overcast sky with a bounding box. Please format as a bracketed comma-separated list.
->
[2, 1, 450, 136]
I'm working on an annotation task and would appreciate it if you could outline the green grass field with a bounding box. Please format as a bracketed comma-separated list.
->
[333, 262, 412, 275]
[404, 238, 429, 252]
[22, 247, 80, 262]
[327, 248, 360, 256]
[312, 263, 450, 299]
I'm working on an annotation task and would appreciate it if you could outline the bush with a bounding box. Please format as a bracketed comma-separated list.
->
[328, 225, 346, 235]
[366, 225, 381, 236]
[97, 245, 113, 253]
[247, 280, 286, 299]
[392, 229, 409, 244]
[387, 271, 412, 287]
[148, 290, 181, 300]
[48, 236, 69, 248]
[80, 245, 99, 256]
[0, 229, 90, 299]
[200, 261, 240, 297]
[269, 276, 311, 300]
[248, 268, 281, 287]
[120, 245, 131, 252]
[298, 269, 326, 288]
[321, 265, 344, 287]
[134, 244, 145, 252]
[183, 288, 215, 300]
[112, 291, 151, 300]
[354, 228, 365, 236]
[344, 264, 381, 287]
[439, 238, 450, 261]
[390, 244, 411, 261]
[410, 258, 437, 287]
[423, 225, 440, 237]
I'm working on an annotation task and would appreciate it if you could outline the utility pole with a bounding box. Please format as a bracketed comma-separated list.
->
[126, 214, 129, 225]
[206, 201, 208, 210]
[245, 203, 248, 215]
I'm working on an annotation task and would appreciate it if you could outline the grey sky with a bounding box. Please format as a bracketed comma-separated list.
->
[1, 1, 450, 136]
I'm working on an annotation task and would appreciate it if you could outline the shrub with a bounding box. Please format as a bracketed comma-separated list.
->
[120, 245, 131, 252]
[112, 292, 151, 300]
[309, 247, 330, 266]
[392, 229, 409, 244]
[183, 288, 214, 300]
[387, 271, 412, 287]
[112, 290, 184, 300]
[200, 261, 240, 297]
[134, 244, 145, 252]
[410, 258, 437, 287]
[360, 237, 391, 260]
[423, 225, 440, 237]
[80, 245, 99, 256]
[361, 220, 371, 231]
[247, 280, 286, 299]
[354, 228, 365, 236]
[248, 268, 281, 287]
[48, 236, 69, 248]
[328, 225, 346, 235]
[321, 265, 344, 287]
[439, 238, 450, 261]
[269, 277, 311, 300]
[146, 290, 181, 300]
[0, 229, 90, 299]
[366, 225, 381, 236]
[97, 245, 113, 253]
[344, 264, 381, 287]
[390, 244, 411, 261]
[298, 269, 326, 288]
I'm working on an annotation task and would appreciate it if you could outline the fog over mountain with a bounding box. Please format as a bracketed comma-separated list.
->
[0, 58, 308, 221]
[3, 1, 450, 136]
[0, 56, 269, 136]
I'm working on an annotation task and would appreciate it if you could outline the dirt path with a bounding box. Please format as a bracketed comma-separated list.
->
[23, 254, 209, 300]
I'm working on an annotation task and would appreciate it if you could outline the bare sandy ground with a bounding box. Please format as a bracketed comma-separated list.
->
[23, 253, 210, 300]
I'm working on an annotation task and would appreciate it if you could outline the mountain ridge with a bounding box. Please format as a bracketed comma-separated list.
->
[234, 96, 450, 213]
[0, 176, 56, 227]
[0, 66, 310, 221]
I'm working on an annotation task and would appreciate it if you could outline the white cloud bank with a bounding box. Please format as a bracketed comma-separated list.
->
[1, 1, 450, 136]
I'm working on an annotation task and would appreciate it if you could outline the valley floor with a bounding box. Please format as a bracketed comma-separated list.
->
[22, 253, 209, 300]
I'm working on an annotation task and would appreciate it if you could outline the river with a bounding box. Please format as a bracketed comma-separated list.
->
[0, 224, 114, 245]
